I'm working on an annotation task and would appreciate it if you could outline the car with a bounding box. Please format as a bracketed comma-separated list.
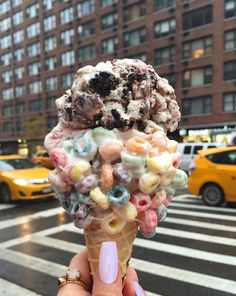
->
[178, 142, 223, 172]
[32, 150, 54, 169]
[0, 155, 54, 203]
[188, 146, 236, 206]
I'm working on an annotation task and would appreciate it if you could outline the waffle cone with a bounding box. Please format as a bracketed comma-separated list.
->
[84, 213, 138, 277]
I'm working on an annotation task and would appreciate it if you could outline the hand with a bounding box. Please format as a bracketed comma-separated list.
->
[57, 242, 146, 296]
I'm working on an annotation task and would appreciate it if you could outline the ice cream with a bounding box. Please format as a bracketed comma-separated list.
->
[44, 59, 187, 277]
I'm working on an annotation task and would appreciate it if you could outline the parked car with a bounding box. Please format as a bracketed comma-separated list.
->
[32, 150, 54, 169]
[0, 155, 54, 203]
[178, 142, 223, 172]
[188, 146, 236, 206]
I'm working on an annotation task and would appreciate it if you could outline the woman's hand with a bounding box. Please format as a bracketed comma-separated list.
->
[57, 242, 145, 296]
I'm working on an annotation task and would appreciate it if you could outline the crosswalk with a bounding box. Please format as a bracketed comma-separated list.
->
[0, 195, 236, 296]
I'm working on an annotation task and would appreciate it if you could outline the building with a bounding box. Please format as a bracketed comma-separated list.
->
[0, 0, 236, 155]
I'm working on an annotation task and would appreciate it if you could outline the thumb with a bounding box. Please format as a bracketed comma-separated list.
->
[92, 241, 122, 296]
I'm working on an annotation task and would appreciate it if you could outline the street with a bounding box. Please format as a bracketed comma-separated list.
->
[0, 192, 236, 296]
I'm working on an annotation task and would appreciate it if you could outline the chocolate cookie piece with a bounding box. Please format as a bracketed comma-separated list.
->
[89, 71, 119, 97]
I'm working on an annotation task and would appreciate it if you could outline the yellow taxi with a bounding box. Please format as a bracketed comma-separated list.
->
[32, 150, 54, 169]
[188, 146, 236, 206]
[0, 155, 54, 203]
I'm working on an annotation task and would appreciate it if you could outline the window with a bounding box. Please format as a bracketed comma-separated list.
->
[45, 57, 57, 71]
[182, 96, 212, 116]
[207, 151, 236, 165]
[61, 51, 75, 66]
[154, 46, 176, 65]
[12, 0, 22, 8]
[224, 29, 236, 50]
[47, 97, 56, 110]
[101, 0, 117, 7]
[129, 53, 147, 63]
[154, 18, 175, 38]
[62, 73, 74, 87]
[0, 34, 12, 49]
[14, 48, 24, 61]
[16, 121, 24, 132]
[26, 3, 39, 18]
[1, 52, 12, 66]
[78, 21, 95, 38]
[77, 0, 95, 17]
[1, 70, 13, 83]
[2, 105, 14, 117]
[44, 36, 57, 51]
[60, 7, 74, 24]
[153, 0, 174, 12]
[29, 81, 42, 94]
[45, 36, 57, 51]
[78, 44, 96, 62]
[183, 5, 212, 31]
[61, 29, 74, 45]
[0, 17, 11, 32]
[16, 103, 25, 115]
[101, 36, 118, 54]
[162, 72, 176, 88]
[43, 0, 54, 10]
[0, 1, 10, 15]
[13, 30, 24, 44]
[27, 42, 41, 57]
[225, 0, 236, 18]
[224, 60, 236, 80]
[47, 116, 58, 130]
[101, 12, 117, 30]
[224, 92, 236, 112]
[15, 67, 24, 79]
[27, 22, 40, 38]
[28, 62, 41, 76]
[29, 99, 42, 112]
[2, 88, 14, 100]
[46, 76, 58, 91]
[3, 122, 14, 133]
[183, 146, 191, 154]
[124, 27, 146, 48]
[183, 66, 212, 87]
[124, 1, 146, 23]
[183, 36, 212, 59]
[44, 15, 56, 31]
[12, 11, 23, 26]
[15, 85, 25, 98]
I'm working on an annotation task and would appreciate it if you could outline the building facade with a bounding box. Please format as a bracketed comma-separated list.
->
[0, 0, 236, 155]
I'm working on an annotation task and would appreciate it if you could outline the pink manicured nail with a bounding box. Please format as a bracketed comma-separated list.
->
[99, 241, 118, 284]
[134, 281, 146, 296]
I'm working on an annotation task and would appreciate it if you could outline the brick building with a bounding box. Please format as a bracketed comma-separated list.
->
[0, 0, 236, 155]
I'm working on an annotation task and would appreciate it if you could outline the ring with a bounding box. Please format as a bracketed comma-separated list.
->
[58, 268, 90, 291]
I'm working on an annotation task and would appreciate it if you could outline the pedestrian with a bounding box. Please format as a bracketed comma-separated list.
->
[57, 241, 145, 296]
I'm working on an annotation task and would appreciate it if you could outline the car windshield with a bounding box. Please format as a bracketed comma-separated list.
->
[0, 158, 38, 171]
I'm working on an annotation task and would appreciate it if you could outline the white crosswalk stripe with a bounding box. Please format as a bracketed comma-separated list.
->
[0, 194, 236, 296]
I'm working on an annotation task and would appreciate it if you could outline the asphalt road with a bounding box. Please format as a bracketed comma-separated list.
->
[0, 192, 236, 296]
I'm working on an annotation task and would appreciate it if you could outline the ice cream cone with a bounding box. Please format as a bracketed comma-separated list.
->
[84, 210, 138, 277]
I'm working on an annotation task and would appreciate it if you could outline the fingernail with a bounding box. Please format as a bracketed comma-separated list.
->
[99, 241, 118, 284]
[134, 281, 146, 296]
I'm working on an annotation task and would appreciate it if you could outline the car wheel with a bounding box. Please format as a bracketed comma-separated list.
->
[201, 184, 224, 207]
[0, 183, 12, 203]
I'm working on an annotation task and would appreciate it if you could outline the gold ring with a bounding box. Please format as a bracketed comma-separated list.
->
[58, 268, 90, 291]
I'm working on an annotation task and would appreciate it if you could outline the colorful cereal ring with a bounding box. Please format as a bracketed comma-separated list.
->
[90, 187, 110, 209]
[112, 163, 132, 185]
[112, 202, 138, 222]
[73, 131, 97, 161]
[147, 153, 172, 174]
[108, 186, 130, 206]
[92, 127, 117, 145]
[138, 172, 161, 194]
[138, 209, 158, 233]
[99, 140, 123, 163]
[130, 191, 152, 212]
[125, 137, 151, 155]
[156, 204, 168, 222]
[75, 174, 98, 193]
[140, 229, 156, 238]
[170, 169, 188, 189]
[101, 164, 114, 188]
[121, 150, 146, 169]
[100, 212, 125, 235]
